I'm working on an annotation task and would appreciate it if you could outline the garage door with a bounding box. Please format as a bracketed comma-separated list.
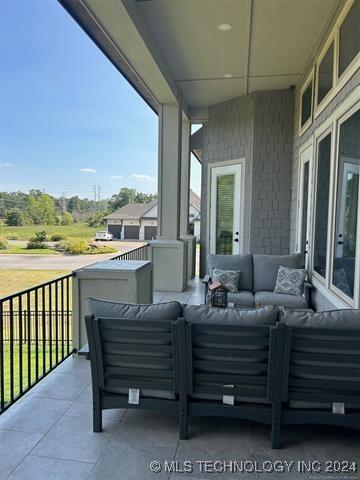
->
[144, 226, 157, 240]
[107, 225, 122, 239]
[124, 225, 140, 239]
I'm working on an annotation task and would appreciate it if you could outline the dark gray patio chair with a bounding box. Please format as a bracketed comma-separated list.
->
[278, 312, 360, 445]
[179, 317, 284, 448]
[85, 315, 187, 439]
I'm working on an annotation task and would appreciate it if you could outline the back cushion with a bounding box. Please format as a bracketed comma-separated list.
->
[208, 253, 253, 291]
[253, 254, 303, 292]
[280, 308, 360, 329]
[183, 304, 278, 325]
[86, 297, 181, 321]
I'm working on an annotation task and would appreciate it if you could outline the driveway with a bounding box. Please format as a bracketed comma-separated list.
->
[0, 241, 146, 270]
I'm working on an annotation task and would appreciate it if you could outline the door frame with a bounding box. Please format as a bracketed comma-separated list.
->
[207, 158, 246, 255]
[296, 139, 314, 268]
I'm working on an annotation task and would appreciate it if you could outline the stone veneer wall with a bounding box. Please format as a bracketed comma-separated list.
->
[199, 90, 294, 275]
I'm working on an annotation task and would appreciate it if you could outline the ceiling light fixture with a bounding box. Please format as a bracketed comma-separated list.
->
[217, 23, 232, 31]
[223, 74, 234, 78]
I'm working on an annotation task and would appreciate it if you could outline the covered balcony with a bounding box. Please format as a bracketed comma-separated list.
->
[1, 0, 360, 478]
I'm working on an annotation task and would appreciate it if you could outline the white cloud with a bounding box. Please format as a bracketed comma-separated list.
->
[79, 168, 97, 174]
[0, 163, 14, 167]
[130, 174, 156, 182]
[109, 175, 123, 180]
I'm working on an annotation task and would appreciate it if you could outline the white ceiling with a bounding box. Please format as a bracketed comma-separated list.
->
[137, 0, 340, 107]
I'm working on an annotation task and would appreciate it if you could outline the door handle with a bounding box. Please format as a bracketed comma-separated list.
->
[234, 238, 239, 243]
[337, 241, 344, 245]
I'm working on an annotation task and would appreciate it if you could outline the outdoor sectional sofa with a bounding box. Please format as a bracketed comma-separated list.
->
[203, 253, 313, 309]
[85, 298, 360, 448]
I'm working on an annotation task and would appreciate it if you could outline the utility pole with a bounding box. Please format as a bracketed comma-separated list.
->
[93, 185, 101, 207]
[61, 192, 66, 212]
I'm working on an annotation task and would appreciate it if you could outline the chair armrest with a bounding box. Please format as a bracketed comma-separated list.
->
[202, 274, 212, 284]
[304, 281, 313, 306]
[202, 275, 212, 304]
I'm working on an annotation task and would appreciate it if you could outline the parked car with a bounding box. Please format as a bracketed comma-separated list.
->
[94, 231, 113, 241]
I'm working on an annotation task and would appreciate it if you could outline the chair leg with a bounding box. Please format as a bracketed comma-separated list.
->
[179, 408, 188, 440]
[93, 399, 102, 432]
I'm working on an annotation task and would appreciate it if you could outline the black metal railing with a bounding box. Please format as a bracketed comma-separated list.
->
[111, 243, 149, 261]
[0, 274, 73, 414]
[0, 243, 150, 415]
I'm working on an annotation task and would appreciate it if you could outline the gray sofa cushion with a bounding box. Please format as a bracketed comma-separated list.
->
[280, 308, 360, 329]
[227, 291, 255, 308]
[253, 254, 303, 292]
[254, 291, 308, 309]
[208, 253, 253, 291]
[86, 297, 181, 321]
[183, 304, 278, 325]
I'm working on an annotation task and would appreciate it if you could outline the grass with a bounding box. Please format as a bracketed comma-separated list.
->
[1, 246, 59, 255]
[2, 342, 72, 405]
[0, 269, 70, 298]
[0, 223, 98, 241]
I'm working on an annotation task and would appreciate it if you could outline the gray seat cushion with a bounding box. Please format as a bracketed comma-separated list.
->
[254, 291, 308, 309]
[208, 253, 253, 291]
[86, 297, 181, 320]
[253, 254, 303, 292]
[227, 290, 255, 307]
[183, 303, 278, 325]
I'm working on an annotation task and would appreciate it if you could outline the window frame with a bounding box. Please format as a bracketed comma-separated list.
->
[310, 126, 335, 286]
[329, 100, 360, 307]
[314, 33, 336, 115]
[297, 0, 360, 126]
[299, 67, 315, 136]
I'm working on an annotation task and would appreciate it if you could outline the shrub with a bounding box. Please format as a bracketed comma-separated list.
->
[89, 244, 117, 254]
[0, 238, 9, 250]
[66, 239, 89, 255]
[50, 234, 66, 242]
[26, 241, 47, 250]
[5, 209, 27, 226]
[61, 212, 73, 225]
[5, 233, 20, 240]
[30, 230, 48, 243]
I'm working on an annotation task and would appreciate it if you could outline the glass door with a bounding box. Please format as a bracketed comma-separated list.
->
[209, 163, 242, 255]
[298, 145, 313, 267]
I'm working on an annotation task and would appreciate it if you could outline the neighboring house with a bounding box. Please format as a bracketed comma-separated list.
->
[105, 190, 201, 241]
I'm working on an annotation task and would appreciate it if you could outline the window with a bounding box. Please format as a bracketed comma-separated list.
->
[339, 0, 360, 77]
[332, 108, 360, 299]
[301, 81, 313, 128]
[313, 133, 332, 279]
[317, 42, 334, 105]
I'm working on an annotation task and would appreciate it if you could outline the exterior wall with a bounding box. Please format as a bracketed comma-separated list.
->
[199, 90, 294, 274]
[251, 91, 294, 255]
[200, 95, 254, 274]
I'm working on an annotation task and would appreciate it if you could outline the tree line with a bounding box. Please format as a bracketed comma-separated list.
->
[0, 188, 157, 227]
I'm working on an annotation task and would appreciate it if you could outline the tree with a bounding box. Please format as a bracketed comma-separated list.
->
[108, 188, 157, 212]
[87, 211, 106, 227]
[109, 188, 138, 211]
[61, 212, 73, 225]
[5, 209, 27, 226]
[28, 193, 56, 225]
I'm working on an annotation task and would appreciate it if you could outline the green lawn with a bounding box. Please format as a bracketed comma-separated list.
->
[0, 269, 70, 298]
[2, 342, 72, 405]
[1, 246, 59, 255]
[0, 223, 98, 240]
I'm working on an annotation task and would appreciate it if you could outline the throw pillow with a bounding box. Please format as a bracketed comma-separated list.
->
[273, 265, 307, 296]
[212, 268, 240, 293]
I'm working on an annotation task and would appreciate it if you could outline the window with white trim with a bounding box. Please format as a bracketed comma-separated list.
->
[331, 107, 360, 300]
[338, 0, 360, 78]
[317, 41, 334, 107]
[313, 132, 332, 280]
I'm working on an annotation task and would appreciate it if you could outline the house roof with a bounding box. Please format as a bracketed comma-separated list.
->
[105, 191, 200, 221]
[104, 200, 157, 220]
[190, 189, 200, 211]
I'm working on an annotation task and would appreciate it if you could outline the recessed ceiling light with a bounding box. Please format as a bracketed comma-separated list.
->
[217, 23, 232, 31]
[223, 74, 234, 78]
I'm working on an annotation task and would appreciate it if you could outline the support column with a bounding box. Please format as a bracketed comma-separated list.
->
[149, 102, 187, 291]
[180, 116, 196, 280]
[139, 221, 145, 241]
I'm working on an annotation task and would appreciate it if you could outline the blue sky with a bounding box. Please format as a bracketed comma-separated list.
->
[0, 0, 201, 199]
